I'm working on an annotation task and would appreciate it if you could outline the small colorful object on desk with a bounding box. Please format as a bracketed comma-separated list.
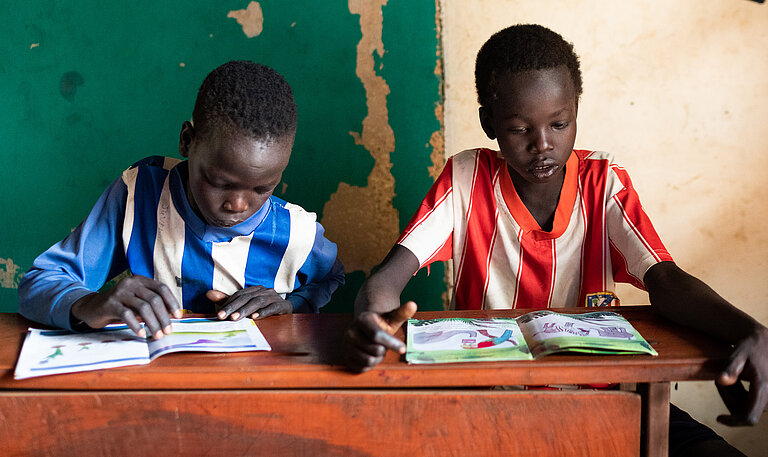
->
[585, 291, 620, 307]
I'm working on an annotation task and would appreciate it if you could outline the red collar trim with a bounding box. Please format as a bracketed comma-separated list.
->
[499, 152, 578, 239]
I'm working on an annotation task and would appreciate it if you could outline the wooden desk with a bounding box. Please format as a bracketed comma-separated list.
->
[0, 307, 729, 457]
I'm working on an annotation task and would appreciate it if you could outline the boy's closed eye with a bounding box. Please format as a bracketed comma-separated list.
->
[205, 176, 231, 189]
[506, 122, 569, 134]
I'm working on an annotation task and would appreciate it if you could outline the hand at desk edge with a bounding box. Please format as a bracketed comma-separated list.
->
[715, 325, 768, 426]
[344, 301, 417, 373]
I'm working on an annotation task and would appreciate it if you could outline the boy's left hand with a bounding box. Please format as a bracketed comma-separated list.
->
[716, 326, 768, 426]
[207, 286, 292, 320]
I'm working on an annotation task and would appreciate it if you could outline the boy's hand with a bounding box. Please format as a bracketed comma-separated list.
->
[344, 301, 417, 372]
[71, 275, 182, 340]
[208, 286, 292, 320]
[716, 326, 768, 426]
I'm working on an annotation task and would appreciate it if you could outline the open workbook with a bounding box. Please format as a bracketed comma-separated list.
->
[14, 318, 271, 379]
[406, 310, 657, 364]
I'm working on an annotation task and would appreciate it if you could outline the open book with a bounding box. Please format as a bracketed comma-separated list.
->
[406, 310, 657, 364]
[14, 318, 271, 379]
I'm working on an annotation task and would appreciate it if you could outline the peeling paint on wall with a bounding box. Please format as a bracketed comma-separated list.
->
[321, 0, 400, 274]
[432, 0, 451, 309]
[228, 1, 264, 38]
[429, 0, 446, 182]
[428, 127, 444, 180]
[0, 258, 20, 289]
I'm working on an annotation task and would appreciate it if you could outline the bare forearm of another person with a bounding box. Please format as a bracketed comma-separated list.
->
[344, 245, 420, 371]
[645, 261, 768, 425]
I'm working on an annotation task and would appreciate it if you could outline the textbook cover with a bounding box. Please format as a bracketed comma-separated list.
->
[14, 318, 271, 379]
[405, 310, 657, 364]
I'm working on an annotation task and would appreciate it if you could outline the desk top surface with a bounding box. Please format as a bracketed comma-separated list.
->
[0, 307, 730, 390]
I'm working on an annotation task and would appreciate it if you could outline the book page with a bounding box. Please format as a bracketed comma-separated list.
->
[14, 318, 272, 380]
[147, 318, 271, 359]
[517, 310, 658, 358]
[406, 318, 532, 364]
[14, 325, 150, 380]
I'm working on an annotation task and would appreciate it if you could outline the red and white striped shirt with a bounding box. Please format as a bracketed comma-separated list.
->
[398, 148, 673, 310]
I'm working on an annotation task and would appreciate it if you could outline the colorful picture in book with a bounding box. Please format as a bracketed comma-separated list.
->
[146, 326, 255, 358]
[406, 318, 532, 363]
[519, 311, 656, 356]
[32, 328, 148, 372]
[411, 318, 519, 350]
[521, 311, 634, 339]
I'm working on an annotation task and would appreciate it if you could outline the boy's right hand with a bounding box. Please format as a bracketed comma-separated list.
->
[70, 275, 182, 339]
[344, 301, 417, 372]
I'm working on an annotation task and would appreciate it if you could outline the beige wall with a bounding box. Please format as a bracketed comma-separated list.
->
[441, 0, 768, 454]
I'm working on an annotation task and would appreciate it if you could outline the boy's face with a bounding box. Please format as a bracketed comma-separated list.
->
[480, 66, 577, 187]
[180, 122, 293, 228]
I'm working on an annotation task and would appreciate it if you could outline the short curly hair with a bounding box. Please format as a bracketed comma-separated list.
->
[192, 61, 298, 140]
[475, 24, 582, 110]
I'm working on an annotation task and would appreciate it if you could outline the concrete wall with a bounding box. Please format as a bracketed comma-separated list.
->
[3, 0, 766, 452]
[441, 0, 768, 453]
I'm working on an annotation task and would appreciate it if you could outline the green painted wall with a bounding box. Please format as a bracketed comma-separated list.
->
[0, 1, 445, 313]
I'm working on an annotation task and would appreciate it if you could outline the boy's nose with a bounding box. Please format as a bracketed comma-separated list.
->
[531, 129, 553, 153]
[223, 195, 248, 213]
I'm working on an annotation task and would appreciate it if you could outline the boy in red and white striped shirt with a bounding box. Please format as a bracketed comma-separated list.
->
[344, 24, 766, 447]
[397, 147, 671, 311]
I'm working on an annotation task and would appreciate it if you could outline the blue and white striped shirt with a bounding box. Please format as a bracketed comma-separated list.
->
[19, 156, 344, 330]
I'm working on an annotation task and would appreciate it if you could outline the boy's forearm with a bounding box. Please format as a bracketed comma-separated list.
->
[645, 261, 764, 344]
[354, 245, 420, 315]
[18, 176, 129, 330]
[18, 269, 93, 330]
[354, 276, 403, 315]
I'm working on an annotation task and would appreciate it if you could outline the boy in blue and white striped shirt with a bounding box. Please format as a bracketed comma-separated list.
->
[19, 61, 344, 340]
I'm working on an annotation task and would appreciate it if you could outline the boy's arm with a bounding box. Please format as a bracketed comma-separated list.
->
[211, 259, 345, 320]
[644, 261, 768, 426]
[18, 177, 130, 330]
[18, 176, 181, 338]
[344, 245, 419, 372]
[284, 258, 345, 313]
[283, 221, 346, 313]
[213, 222, 345, 320]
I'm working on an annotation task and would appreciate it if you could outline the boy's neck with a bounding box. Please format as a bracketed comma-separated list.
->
[508, 164, 566, 232]
[175, 161, 198, 220]
[176, 160, 190, 193]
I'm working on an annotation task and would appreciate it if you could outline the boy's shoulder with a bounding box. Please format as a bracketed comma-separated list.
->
[573, 150, 628, 178]
[572, 150, 642, 197]
[573, 149, 614, 163]
[127, 155, 182, 172]
[267, 196, 318, 223]
[451, 147, 499, 163]
[449, 148, 507, 172]
[120, 156, 183, 188]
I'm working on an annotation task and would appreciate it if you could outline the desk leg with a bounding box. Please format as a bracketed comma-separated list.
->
[639, 381, 670, 457]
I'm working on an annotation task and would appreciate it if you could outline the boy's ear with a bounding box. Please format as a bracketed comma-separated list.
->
[179, 121, 195, 157]
[479, 107, 496, 140]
